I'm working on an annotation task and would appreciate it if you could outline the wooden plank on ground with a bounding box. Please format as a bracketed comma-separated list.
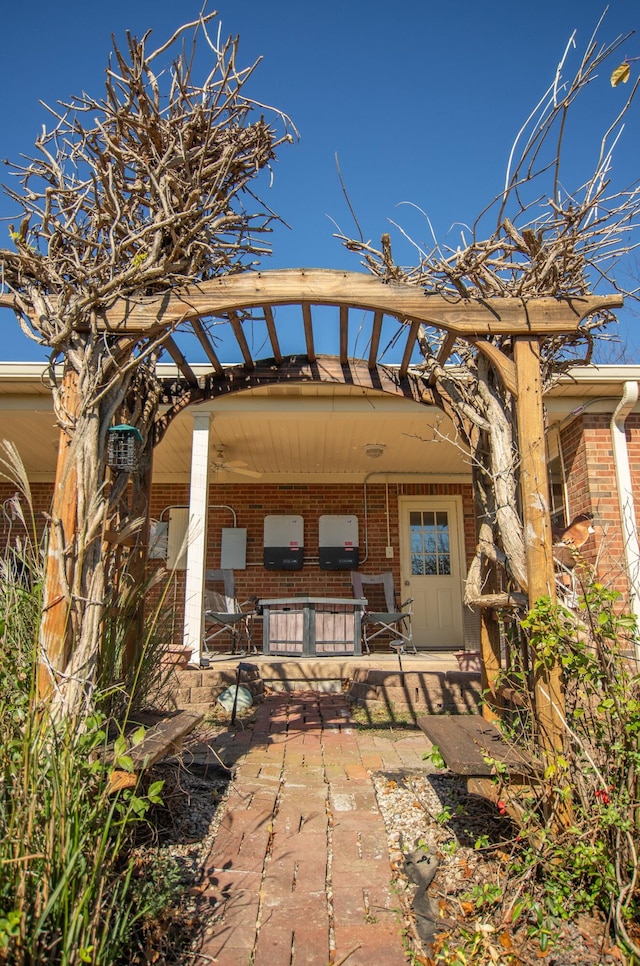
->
[417, 714, 539, 778]
[129, 710, 204, 770]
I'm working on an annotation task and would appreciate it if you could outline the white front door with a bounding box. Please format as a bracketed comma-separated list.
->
[399, 497, 465, 649]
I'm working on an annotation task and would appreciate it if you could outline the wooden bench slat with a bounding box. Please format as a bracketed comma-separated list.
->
[417, 714, 539, 778]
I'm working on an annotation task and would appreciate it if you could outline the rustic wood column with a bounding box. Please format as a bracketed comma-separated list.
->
[479, 569, 503, 724]
[513, 336, 565, 755]
[38, 367, 78, 700]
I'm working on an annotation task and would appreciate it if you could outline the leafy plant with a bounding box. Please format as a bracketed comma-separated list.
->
[499, 577, 640, 955]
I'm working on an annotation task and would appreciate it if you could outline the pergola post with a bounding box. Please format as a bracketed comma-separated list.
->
[513, 336, 565, 756]
[479, 569, 503, 724]
[38, 366, 78, 700]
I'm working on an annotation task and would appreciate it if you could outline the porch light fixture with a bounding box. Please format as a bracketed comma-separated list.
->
[364, 443, 386, 459]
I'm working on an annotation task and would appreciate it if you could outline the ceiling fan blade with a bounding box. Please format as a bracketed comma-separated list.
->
[211, 447, 261, 478]
[229, 465, 262, 478]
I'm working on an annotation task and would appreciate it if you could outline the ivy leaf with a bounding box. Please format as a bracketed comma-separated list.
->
[610, 62, 631, 87]
[131, 726, 146, 746]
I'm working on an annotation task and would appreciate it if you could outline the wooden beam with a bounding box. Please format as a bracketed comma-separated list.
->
[179, 354, 432, 405]
[514, 335, 565, 762]
[163, 335, 199, 387]
[227, 311, 255, 370]
[263, 305, 282, 363]
[101, 269, 623, 336]
[191, 318, 224, 375]
[429, 331, 457, 384]
[301, 302, 316, 362]
[39, 367, 78, 699]
[399, 320, 421, 377]
[472, 339, 518, 398]
[339, 305, 348, 365]
[368, 310, 383, 370]
[436, 331, 457, 367]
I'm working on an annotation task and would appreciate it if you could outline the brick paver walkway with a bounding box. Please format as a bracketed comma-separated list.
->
[198, 691, 427, 965]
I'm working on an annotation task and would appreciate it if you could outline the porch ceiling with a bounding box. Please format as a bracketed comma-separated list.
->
[154, 382, 468, 483]
[1, 357, 637, 484]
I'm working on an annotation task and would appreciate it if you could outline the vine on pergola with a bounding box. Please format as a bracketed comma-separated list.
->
[0, 13, 295, 715]
[338, 18, 640, 609]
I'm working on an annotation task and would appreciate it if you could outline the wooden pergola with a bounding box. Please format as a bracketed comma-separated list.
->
[99, 267, 622, 755]
[5, 268, 622, 752]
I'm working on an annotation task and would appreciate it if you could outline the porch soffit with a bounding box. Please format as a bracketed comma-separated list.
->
[158, 355, 431, 407]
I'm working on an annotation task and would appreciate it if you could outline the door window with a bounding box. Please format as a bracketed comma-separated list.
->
[410, 510, 451, 576]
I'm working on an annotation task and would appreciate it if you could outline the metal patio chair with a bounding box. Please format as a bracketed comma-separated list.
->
[203, 568, 256, 656]
[350, 571, 415, 655]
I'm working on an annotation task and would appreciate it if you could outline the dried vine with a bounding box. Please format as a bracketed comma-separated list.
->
[0, 13, 294, 714]
[339, 17, 639, 606]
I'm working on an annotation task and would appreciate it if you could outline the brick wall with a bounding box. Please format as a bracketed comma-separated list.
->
[0, 483, 53, 551]
[560, 413, 631, 600]
[149, 481, 476, 646]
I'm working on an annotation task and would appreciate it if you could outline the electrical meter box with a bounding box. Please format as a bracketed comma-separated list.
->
[221, 528, 247, 570]
[318, 514, 359, 570]
[263, 515, 304, 570]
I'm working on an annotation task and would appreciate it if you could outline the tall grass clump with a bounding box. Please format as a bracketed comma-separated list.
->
[0, 445, 180, 964]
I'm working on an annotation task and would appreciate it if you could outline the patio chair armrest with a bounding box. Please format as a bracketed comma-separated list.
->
[399, 597, 414, 609]
[239, 597, 258, 613]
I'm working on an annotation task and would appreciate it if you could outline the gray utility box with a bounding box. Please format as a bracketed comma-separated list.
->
[318, 514, 359, 570]
[263, 515, 304, 570]
[259, 597, 366, 656]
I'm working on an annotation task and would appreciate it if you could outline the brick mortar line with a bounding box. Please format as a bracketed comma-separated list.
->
[321, 703, 336, 963]
[250, 702, 289, 965]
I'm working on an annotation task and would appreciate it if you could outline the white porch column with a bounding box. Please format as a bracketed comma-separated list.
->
[183, 412, 211, 664]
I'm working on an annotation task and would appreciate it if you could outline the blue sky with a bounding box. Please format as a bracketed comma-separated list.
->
[0, 0, 638, 362]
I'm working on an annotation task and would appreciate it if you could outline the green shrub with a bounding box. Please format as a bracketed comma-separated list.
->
[501, 579, 640, 952]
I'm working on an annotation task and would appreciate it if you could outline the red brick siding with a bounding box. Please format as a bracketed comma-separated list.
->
[149, 481, 476, 646]
[560, 414, 631, 600]
[0, 483, 52, 550]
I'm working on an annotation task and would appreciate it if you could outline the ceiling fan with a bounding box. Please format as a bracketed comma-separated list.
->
[211, 446, 262, 479]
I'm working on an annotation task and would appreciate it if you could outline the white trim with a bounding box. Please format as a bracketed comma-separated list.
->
[182, 413, 211, 664]
[611, 382, 640, 651]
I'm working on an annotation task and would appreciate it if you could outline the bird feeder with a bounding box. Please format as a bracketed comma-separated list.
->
[107, 424, 143, 472]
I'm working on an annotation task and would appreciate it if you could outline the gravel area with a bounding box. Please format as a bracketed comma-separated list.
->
[370, 764, 629, 965]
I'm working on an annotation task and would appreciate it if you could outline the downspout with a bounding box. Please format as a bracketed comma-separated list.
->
[610, 381, 640, 647]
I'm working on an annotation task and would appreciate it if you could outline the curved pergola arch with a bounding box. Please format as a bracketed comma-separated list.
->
[105, 269, 618, 335]
[102, 269, 620, 403]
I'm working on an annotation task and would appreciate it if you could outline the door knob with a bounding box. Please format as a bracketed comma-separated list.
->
[404, 580, 410, 586]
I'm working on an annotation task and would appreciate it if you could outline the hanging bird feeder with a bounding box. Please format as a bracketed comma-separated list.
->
[107, 424, 143, 472]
